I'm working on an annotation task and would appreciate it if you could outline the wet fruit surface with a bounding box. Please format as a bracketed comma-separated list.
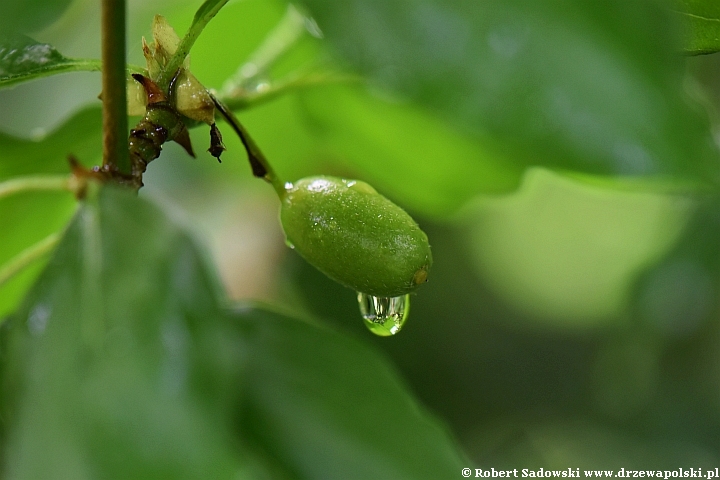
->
[280, 176, 432, 298]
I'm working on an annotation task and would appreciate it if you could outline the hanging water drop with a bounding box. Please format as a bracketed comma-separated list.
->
[357, 293, 410, 336]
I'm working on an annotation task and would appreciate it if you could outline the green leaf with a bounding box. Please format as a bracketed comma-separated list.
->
[475, 420, 718, 469]
[301, 0, 720, 184]
[0, 107, 101, 319]
[0, 0, 73, 36]
[3, 187, 467, 477]
[0, 106, 101, 180]
[675, 0, 720, 55]
[0, 35, 101, 89]
[232, 307, 468, 479]
[301, 85, 522, 217]
[0, 195, 75, 320]
[460, 168, 694, 327]
[2, 187, 260, 478]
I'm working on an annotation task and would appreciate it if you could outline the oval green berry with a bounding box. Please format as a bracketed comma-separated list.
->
[280, 176, 432, 297]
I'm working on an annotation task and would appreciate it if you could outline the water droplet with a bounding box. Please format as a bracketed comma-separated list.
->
[357, 293, 410, 336]
[254, 81, 270, 93]
[284, 238, 295, 249]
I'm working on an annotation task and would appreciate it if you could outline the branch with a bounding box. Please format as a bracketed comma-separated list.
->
[101, 0, 130, 174]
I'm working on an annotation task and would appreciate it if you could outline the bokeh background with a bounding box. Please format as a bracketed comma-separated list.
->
[4, 0, 720, 470]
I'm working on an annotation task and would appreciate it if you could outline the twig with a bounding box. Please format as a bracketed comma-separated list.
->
[0, 175, 76, 200]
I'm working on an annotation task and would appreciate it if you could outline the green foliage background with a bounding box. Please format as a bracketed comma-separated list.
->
[3, 0, 720, 476]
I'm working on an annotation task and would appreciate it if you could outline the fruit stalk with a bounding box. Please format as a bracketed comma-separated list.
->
[211, 94, 286, 196]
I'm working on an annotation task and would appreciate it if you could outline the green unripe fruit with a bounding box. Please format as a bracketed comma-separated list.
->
[280, 176, 432, 298]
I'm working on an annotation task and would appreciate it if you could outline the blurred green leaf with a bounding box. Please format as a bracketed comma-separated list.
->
[3, 187, 254, 478]
[301, 0, 720, 183]
[233, 307, 468, 479]
[631, 197, 720, 337]
[0, 107, 100, 319]
[3, 187, 467, 478]
[0, 0, 73, 36]
[461, 168, 695, 326]
[0, 195, 75, 320]
[135, 0, 288, 91]
[675, 0, 720, 55]
[0, 35, 100, 89]
[0, 106, 101, 179]
[301, 85, 521, 217]
[193, 0, 230, 25]
[467, 420, 719, 470]
[157, 0, 230, 89]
